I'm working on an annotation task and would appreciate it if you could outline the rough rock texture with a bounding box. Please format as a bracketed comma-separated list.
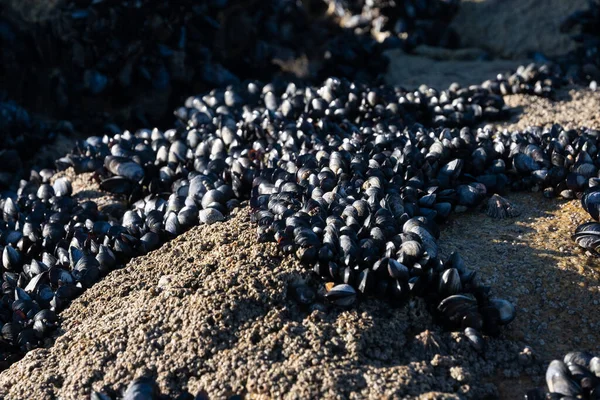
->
[451, 0, 588, 59]
[501, 88, 600, 131]
[441, 193, 600, 398]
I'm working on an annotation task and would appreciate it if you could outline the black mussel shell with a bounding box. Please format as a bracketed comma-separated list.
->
[325, 284, 357, 307]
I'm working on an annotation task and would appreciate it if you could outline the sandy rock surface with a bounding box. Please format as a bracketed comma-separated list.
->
[501, 89, 600, 131]
[441, 193, 600, 399]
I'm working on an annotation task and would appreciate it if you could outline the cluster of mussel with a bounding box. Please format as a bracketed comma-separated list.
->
[0, 0, 391, 129]
[526, 352, 600, 399]
[245, 80, 574, 338]
[561, 4, 600, 252]
[0, 173, 115, 356]
[325, 0, 460, 50]
[559, 0, 600, 83]
[572, 189, 600, 255]
[0, 98, 74, 188]
[0, 75, 516, 364]
[240, 80, 600, 337]
[0, 134, 238, 359]
[482, 63, 565, 100]
[3, 72, 600, 368]
[0, 0, 571, 158]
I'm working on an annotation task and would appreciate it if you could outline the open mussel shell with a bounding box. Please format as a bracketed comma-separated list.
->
[572, 221, 600, 255]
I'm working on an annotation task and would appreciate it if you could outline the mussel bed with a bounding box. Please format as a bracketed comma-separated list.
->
[2, 2, 600, 398]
